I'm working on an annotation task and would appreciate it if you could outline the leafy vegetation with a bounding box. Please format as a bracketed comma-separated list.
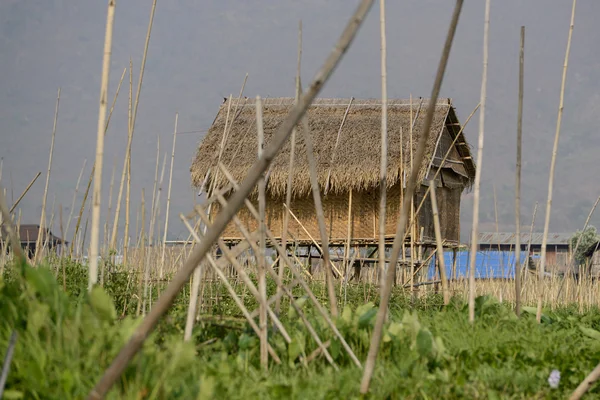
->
[570, 225, 600, 265]
[2, 259, 600, 399]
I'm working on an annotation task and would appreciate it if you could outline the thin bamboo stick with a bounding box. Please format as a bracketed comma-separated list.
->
[537, 0, 577, 323]
[468, 0, 490, 323]
[515, 26, 525, 316]
[160, 113, 178, 278]
[360, 0, 464, 392]
[104, 156, 118, 258]
[124, 58, 133, 265]
[88, 2, 374, 395]
[430, 181, 449, 304]
[256, 96, 269, 370]
[71, 68, 126, 259]
[35, 88, 60, 264]
[109, 74, 137, 253]
[378, 0, 388, 288]
[278, 20, 302, 315]
[9, 172, 42, 215]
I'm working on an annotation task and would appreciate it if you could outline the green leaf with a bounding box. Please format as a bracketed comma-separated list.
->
[579, 325, 600, 341]
[1, 390, 24, 399]
[238, 333, 257, 350]
[27, 301, 50, 335]
[341, 305, 353, 323]
[288, 337, 304, 366]
[89, 286, 116, 322]
[25, 266, 56, 297]
[358, 308, 377, 329]
[330, 338, 341, 359]
[288, 295, 308, 321]
[416, 329, 433, 357]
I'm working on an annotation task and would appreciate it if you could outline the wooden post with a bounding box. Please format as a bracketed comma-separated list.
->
[468, 0, 491, 323]
[537, 0, 577, 323]
[430, 181, 449, 304]
[515, 26, 525, 316]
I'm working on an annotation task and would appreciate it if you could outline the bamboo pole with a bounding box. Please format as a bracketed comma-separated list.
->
[109, 72, 137, 253]
[378, 0, 388, 288]
[124, 58, 133, 265]
[298, 88, 338, 317]
[536, 0, 577, 323]
[88, 2, 374, 395]
[278, 20, 302, 315]
[71, 68, 126, 259]
[409, 95, 415, 298]
[256, 96, 269, 370]
[35, 88, 60, 264]
[515, 26, 525, 316]
[9, 172, 42, 215]
[430, 181, 449, 304]
[88, 0, 116, 290]
[360, 0, 464, 393]
[160, 113, 178, 278]
[65, 161, 86, 242]
[468, 0, 490, 323]
[104, 156, 118, 257]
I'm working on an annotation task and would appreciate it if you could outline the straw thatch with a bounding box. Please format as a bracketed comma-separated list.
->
[191, 97, 475, 199]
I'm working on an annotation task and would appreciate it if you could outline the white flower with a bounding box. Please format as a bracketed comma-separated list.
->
[548, 369, 561, 389]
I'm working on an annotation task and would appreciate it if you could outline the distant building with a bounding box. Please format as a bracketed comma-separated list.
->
[477, 232, 571, 272]
[1, 224, 67, 258]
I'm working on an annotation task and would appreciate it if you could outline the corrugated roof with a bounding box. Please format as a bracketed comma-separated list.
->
[477, 232, 572, 246]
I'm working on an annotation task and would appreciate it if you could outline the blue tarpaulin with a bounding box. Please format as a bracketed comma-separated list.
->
[427, 250, 529, 280]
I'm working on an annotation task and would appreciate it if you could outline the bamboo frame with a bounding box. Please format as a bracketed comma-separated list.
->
[430, 181, 449, 304]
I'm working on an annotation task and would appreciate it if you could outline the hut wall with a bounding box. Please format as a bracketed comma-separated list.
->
[413, 184, 461, 245]
[212, 182, 461, 245]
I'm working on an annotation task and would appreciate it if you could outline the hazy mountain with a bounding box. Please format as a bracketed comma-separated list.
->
[1, 1, 599, 246]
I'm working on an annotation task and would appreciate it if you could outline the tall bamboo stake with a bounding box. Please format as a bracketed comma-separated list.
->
[35, 88, 60, 264]
[536, 0, 577, 323]
[160, 113, 178, 278]
[468, 0, 490, 323]
[109, 72, 137, 253]
[298, 87, 338, 317]
[65, 161, 87, 241]
[360, 0, 464, 393]
[9, 172, 42, 215]
[515, 26, 525, 316]
[378, 0, 388, 287]
[278, 20, 302, 315]
[256, 96, 269, 370]
[88, 2, 375, 396]
[104, 156, 118, 257]
[88, 0, 117, 291]
[124, 58, 133, 265]
[430, 181, 449, 304]
[71, 67, 126, 258]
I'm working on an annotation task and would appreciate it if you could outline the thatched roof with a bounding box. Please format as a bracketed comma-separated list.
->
[191, 97, 475, 199]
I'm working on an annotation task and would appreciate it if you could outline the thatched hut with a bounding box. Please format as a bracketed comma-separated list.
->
[190, 97, 475, 252]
